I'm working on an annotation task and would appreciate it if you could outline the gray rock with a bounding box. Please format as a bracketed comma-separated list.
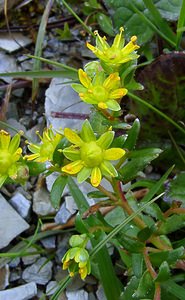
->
[65, 196, 78, 215]
[45, 77, 90, 130]
[9, 270, 21, 282]
[88, 293, 97, 300]
[0, 32, 32, 53]
[9, 257, 20, 268]
[7, 118, 27, 137]
[46, 280, 58, 296]
[0, 51, 21, 83]
[66, 289, 88, 300]
[0, 265, 9, 290]
[0, 194, 29, 249]
[54, 201, 73, 224]
[22, 247, 40, 265]
[33, 187, 56, 216]
[22, 257, 53, 285]
[41, 236, 56, 249]
[10, 192, 31, 220]
[96, 285, 106, 300]
[0, 282, 37, 300]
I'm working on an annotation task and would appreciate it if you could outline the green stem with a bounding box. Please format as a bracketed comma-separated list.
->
[61, 0, 94, 37]
[128, 92, 185, 136]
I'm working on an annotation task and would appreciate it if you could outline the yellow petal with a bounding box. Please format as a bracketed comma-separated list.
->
[109, 88, 128, 99]
[64, 128, 83, 146]
[90, 167, 102, 187]
[78, 69, 91, 88]
[112, 27, 124, 49]
[0, 130, 10, 150]
[103, 73, 120, 90]
[62, 160, 83, 175]
[98, 102, 108, 110]
[86, 42, 96, 53]
[121, 36, 140, 55]
[104, 148, 125, 160]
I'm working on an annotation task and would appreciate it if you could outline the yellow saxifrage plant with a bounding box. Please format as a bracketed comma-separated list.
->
[62, 234, 91, 280]
[0, 130, 22, 187]
[86, 27, 140, 72]
[62, 120, 125, 187]
[25, 127, 63, 163]
[72, 70, 127, 111]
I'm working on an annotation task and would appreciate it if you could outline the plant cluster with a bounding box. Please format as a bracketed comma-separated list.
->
[0, 5, 185, 299]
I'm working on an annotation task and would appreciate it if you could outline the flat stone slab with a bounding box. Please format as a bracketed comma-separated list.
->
[0, 194, 29, 249]
[0, 282, 37, 300]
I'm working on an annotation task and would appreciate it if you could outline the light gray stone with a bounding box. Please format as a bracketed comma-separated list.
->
[65, 196, 78, 215]
[22, 247, 40, 265]
[96, 285, 106, 300]
[10, 192, 31, 220]
[0, 265, 9, 290]
[46, 280, 58, 296]
[0, 282, 37, 300]
[41, 236, 56, 249]
[54, 201, 72, 224]
[45, 77, 90, 130]
[0, 194, 29, 249]
[0, 32, 32, 53]
[33, 187, 56, 216]
[0, 51, 21, 83]
[9, 257, 20, 268]
[9, 270, 21, 282]
[66, 289, 88, 300]
[22, 257, 53, 285]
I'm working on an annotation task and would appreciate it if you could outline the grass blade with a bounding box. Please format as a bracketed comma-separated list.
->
[60, 0, 94, 37]
[28, 55, 77, 73]
[162, 280, 185, 300]
[90, 192, 164, 258]
[128, 92, 185, 136]
[0, 70, 78, 79]
[67, 177, 89, 214]
[129, 3, 176, 47]
[143, 0, 176, 43]
[176, 0, 185, 49]
[32, 0, 54, 101]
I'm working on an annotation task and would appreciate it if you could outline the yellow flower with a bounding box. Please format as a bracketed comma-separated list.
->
[86, 27, 140, 72]
[62, 234, 91, 280]
[24, 127, 63, 163]
[72, 69, 127, 111]
[0, 130, 22, 187]
[62, 120, 126, 187]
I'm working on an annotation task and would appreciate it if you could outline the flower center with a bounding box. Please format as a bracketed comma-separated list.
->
[0, 151, 12, 174]
[106, 48, 121, 60]
[40, 143, 55, 160]
[80, 141, 103, 167]
[92, 86, 108, 102]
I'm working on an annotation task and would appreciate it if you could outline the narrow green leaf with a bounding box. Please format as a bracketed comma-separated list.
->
[91, 232, 122, 300]
[129, 3, 176, 47]
[143, 0, 176, 43]
[123, 118, 140, 151]
[134, 270, 154, 298]
[90, 193, 164, 258]
[162, 280, 185, 300]
[176, 0, 185, 49]
[132, 253, 144, 278]
[141, 165, 174, 204]
[27, 161, 46, 176]
[67, 177, 89, 214]
[128, 92, 185, 136]
[96, 13, 114, 36]
[158, 214, 185, 235]
[120, 276, 139, 300]
[150, 246, 184, 267]
[154, 261, 170, 283]
[0, 70, 78, 79]
[32, 0, 54, 100]
[51, 176, 67, 209]
[119, 148, 162, 182]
